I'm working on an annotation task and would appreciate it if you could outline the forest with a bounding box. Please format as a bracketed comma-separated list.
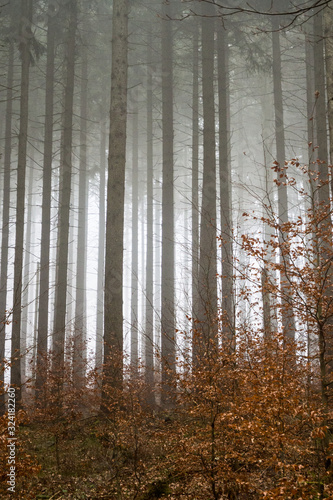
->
[1, 0, 333, 498]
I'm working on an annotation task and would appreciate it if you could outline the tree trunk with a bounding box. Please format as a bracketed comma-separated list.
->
[52, 0, 77, 388]
[217, 22, 234, 349]
[0, 40, 14, 413]
[145, 27, 154, 395]
[314, 8, 333, 382]
[11, 0, 33, 406]
[260, 75, 276, 339]
[271, 16, 295, 341]
[161, 0, 175, 405]
[102, 0, 129, 400]
[73, 47, 88, 389]
[194, 1, 218, 364]
[324, 4, 333, 168]
[314, 11, 329, 200]
[191, 21, 199, 332]
[131, 89, 139, 372]
[36, 4, 56, 400]
[96, 116, 106, 374]
[21, 161, 34, 396]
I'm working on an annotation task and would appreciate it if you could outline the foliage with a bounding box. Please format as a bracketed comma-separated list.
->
[4, 163, 333, 499]
[0, 410, 40, 498]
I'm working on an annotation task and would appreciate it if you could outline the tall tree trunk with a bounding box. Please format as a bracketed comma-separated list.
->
[314, 9, 333, 389]
[73, 48, 88, 389]
[21, 161, 34, 395]
[161, 0, 175, 405]
[271, 16, 295, 341]
[194, 1, 218, 364]
[96, 116, 106, 374]
[36, 4, 56, 400]
[11, 0, 33, 406]
[53, 0, 77, 389]
[33, 262, 40, 389]
[145, 27, 154, 395]
[305, 22, 316, 165]
[0, 40, 14, 413]
[260, 76, 276, 339]
[131, 90, 139, 372]
[102, 0, 129, 401]
[191, 22, 199, 333]
[217, 22, 234, 349]
[314, 11, 329, 199]
[324, 4, 333, 169]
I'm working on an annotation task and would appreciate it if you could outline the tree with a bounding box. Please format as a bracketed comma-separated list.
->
[144, 22, 155, 396]
[52, 0, 77, 390]
[161, 0, 176, 405]
[73, 46, 88, 390]
[95, 112, 107, 374]
[191, 17, 200, 335]
[324, 3, 333, 167]
[11, 0, 33, 406]
[217, 20, 234, 346]
[271, 13, 295, 341]
[102, 0, 129, 400]
[36, 1, 57, 400]
[194, 0, 218, 363]
[0, 27, 14, 414]
[130, 87, 139, 372]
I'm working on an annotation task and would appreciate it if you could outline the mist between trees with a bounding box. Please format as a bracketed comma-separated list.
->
[2, 0, 333, 498]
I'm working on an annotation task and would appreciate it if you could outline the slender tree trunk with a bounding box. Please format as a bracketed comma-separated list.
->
[11, 0, 33, 406]
[314, 9, 333, 383]
[271, 16, 295, 341]
[145, 27, 154, 394]
[36, 5, 56, 400]
[194, 1, 218, 364]
[96, 116, 106, 374]
[21, 161, 34, 395]
[33, 262, 40, 388]
[305, 21, 316, 166]
[53, 0, 77, 388]
[0, 40, 14, 413]
[217, 22, 234, 348]
[260, 76, 276, 339]
[66, 185, 76, 332]
[191, 22, 199, 331]
[131, 90, 139, 372]
[73, 48, 88, 389]
[161, 0, 175, 405]
[102, 0, 129, 401]
[314, 11, 329, 199]
[324, 4, 333, 168]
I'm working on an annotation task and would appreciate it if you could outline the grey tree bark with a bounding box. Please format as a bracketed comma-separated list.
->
[73, 47, 88, 389]
[0, 40, 14, 413]
[52, 0, 77, 387]
[191, 21, 199, 332]
[194, 1, 218, 364]
[314, 11, 329, 198]
[161, 0, 175, 405]
[36, 4, 56, 399]
[131, 89, 139, 372]
[271, 16, 295, 341]
[145, 26, 154, 395]
[324, 4, 333, 168]
[102, 0, 129, 399]
[95, 115, 106, 374]
[11, 0, 33, 406]
[217, 22, 234, 349]
[21, 161, 34, 395]
[260, 76, 276, 339]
